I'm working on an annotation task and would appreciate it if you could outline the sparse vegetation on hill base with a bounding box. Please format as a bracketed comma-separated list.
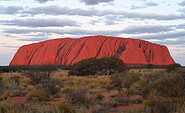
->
[0, 62, 184, 113]
[0, 65, 69, 73]
[165, 63, 182, 72]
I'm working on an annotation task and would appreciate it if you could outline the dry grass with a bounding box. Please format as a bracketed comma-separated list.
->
[129, 68, 165, 75]
[0, 68, 168, 113]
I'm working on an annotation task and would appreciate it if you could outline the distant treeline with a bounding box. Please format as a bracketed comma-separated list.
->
[129, 64, 185, 70]
[0, 65, 69, 73]
[0, 64, 184, 73]
[128, 64, 166, 69]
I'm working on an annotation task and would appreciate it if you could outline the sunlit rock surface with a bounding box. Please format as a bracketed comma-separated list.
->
[10, 35, 175, 66]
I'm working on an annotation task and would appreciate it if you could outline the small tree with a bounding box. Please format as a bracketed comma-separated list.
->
[68, 58, 101, 76]
[99, 57, 127, 74]
[68, 57, 127, 76]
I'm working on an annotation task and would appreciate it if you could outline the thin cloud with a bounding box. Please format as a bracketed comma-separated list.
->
[0, 0, 19, 1]
[18, 37, 49, 41]
[89, 20, 100, 25]
[151, 38, 185, 45]
[179, 0, 185, 6]
[24, 6, 184, 20]
[178, 8, 185, 13]
[24, 6, 98, 16]
[145, 2, 158, 6]
[131, 5, 146, 10]
[122, 25, 172, 34]
[132, 31, 185, 40]
[3, 28, 118, 36]
[0, 5, 184, 20]
[79, 0, 114, 5]
[3, 25, 174, 38]
[35, 0, 54, 3]
[131, 2, 158, 10]
[0, 43, 19, 48]
[2, 45, 19, 48]
[0, 6, 23, 14]
[1, 18, 80, 27]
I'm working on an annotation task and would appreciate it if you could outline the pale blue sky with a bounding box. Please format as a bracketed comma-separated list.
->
[0, 0, 185, 66]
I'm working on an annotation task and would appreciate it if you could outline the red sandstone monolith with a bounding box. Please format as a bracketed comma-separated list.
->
[10, 35, 175, 66]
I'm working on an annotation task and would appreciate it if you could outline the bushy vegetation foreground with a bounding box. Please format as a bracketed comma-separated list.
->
[0, 58, 184, 113]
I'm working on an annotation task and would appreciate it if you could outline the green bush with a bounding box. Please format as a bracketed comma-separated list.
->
[110, 72, 140, 92]
[99, 57, 127, 74]
[135, 71, 165, 99]
[68, 57, 127, 76]
[68, 58, 101, 76]
[153, 73, 185, 98]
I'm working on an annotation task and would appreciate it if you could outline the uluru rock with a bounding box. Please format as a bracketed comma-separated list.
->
[10, 35, 175, 66]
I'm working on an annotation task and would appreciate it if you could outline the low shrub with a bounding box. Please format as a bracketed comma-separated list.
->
[153, 73, 185, 98]
[95, 94, 104, 101]
[130, 96, 143, 104]
[9, 90, 27, 97]
[0, 77, 4, 96]
[66, 89, 92, 107]
[27, 91, 51, 102]
[26, 71, 51, 85]
[165, 63, 182, 72]
[110, 72, 140, 92]
[126, 88, 136, 96]
[136, 80, 151, 99]
[171, 99, 185, 113]
[41, 78, 61, 95]
[126, 106, 150, 113]
[56, 103, 76, 113]
[110, 73, 125, 91]
[0, 104, 9, 113]
[62, 87, 74, 94]
[9, 76, 21, 86]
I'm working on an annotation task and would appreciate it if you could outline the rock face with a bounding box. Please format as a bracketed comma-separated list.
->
[10, 35, 175, 66]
